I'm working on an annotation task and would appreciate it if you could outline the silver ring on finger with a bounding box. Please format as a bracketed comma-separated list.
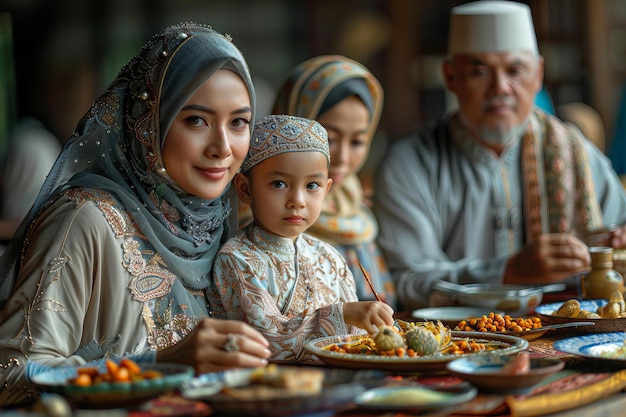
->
[223, 333, 240, 353]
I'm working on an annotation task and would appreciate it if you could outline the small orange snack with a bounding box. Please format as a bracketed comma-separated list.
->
[71, 373, 93, 387]
[114, 366, 131, 382]
[120, 357, 141, 374]
[455, 313, 542, 333]
[68, 358, 162, 386]
[105, 358, 119, 376]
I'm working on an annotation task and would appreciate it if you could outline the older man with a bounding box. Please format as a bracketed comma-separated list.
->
[374, 0, 626, 310]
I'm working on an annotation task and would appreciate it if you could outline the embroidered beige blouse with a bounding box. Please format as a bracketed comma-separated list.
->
[0, 189, 205, 405]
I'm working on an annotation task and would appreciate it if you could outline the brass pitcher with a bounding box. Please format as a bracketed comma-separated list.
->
[581, 247, 626, 299]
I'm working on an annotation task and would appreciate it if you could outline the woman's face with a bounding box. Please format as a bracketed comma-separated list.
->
[162, 70, 252, 199]
[316, 95, 371, 185]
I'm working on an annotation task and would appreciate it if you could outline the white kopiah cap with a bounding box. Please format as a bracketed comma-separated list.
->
[448, 1, 538, 56]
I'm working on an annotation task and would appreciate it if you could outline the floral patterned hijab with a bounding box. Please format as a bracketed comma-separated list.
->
[272, 55, 383, 244]
[0, 23, 255, 303]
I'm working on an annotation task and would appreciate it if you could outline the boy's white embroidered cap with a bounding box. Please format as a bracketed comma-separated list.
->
[241, 115, 329, 173]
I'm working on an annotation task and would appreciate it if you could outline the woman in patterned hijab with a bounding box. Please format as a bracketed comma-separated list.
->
[0, 23, 270, 406]
[271, 55, 396, 308]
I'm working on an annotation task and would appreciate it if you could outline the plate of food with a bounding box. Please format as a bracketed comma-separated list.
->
[31, 359, 194, 408]
[305, 323, 528, 373]
[446, 352, 564, 392]
[354, 382, 477, 410]
[535, 297, 626, 333]
[554, 332, 626, 366]
[411, 307, 503, 327]
[451, 312, 595, 341]
[182, 365, 377, 417]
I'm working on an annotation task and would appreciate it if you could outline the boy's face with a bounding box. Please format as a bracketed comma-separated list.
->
[235, 151, 332, 240]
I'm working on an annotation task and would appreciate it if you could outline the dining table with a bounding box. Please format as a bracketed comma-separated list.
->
[5, 291, 626, 417]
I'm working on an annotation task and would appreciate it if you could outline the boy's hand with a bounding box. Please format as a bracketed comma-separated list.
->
[343, 301, 395, 334]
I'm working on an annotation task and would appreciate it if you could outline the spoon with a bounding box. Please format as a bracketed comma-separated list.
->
[400, 320, 595, 335]
[497, 321, 595, 340]
[466, 321, 595, 340]
[519, 321, 595, 332]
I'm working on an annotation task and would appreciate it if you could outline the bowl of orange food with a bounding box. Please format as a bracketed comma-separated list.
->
[31, 358, 194, 408]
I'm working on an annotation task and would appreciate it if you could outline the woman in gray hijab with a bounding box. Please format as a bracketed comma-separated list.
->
[0, 23, 270, 405]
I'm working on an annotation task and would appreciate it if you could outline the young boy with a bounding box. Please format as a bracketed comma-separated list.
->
[209, 115, 394, 363]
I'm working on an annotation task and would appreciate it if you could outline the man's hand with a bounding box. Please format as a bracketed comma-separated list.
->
[610, 225, 626, 249]
[503, 233, 591, 284]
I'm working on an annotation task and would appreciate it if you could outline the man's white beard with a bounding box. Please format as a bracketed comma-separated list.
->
[479, 119, 529, 146]
[459, 111, 530, 147]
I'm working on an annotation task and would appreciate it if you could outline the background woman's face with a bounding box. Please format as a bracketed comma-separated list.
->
[317, 95, 371, 185]
[162, 70, 252, 199]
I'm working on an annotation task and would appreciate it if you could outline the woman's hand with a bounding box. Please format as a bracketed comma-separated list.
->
[156, 317, 270, 375]
[342, 301, 395, 334]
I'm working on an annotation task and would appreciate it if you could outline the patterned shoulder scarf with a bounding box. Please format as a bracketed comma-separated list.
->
[522, 108, 603, 242]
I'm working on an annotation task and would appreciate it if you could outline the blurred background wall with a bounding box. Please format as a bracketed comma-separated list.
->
[1, 0, 625, 162]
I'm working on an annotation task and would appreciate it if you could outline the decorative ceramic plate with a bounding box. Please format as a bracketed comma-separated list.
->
[32, 363, 194, 409]
[554, 332, 626, 366]
[354, 383, 477, 410]
[446, 355, 564, 392]
[304, 331, 528, 373]
[535, 300, 626, 333]
[182, 367, 382, 417]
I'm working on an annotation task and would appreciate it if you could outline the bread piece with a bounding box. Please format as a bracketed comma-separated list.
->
[248, 364, 324, 395]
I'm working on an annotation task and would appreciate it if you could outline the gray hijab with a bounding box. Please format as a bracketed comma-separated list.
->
[0, 23, 255, 304]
